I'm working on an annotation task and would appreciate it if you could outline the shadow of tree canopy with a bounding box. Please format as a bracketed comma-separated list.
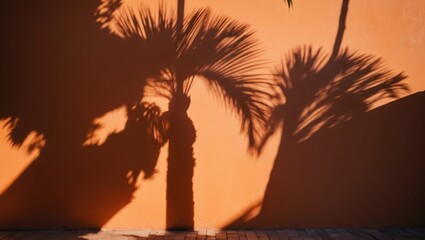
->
[224, 45, 425, 228]
[0, 0, 169, 229]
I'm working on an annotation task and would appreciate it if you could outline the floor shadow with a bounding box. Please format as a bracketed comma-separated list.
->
[0, 0, 166, 229]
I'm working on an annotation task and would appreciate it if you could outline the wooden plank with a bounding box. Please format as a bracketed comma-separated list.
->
[276, 230, 290, 240]
[245, 231, 258, 240]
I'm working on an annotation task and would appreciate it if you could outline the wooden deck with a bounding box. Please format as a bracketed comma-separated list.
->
[1, 229, 425, 240]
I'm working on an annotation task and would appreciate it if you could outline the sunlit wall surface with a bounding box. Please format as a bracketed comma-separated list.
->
[0, 0, 424, 229]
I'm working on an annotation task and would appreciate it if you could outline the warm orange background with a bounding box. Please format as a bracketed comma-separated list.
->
[1, 0, 424, 229]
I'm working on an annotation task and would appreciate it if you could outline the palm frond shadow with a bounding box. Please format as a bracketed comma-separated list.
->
[115, 6, 272, 150]
[259, 45, 408, 152]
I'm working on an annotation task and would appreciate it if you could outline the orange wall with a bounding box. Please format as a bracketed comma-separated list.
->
[0, 0, 424, 229]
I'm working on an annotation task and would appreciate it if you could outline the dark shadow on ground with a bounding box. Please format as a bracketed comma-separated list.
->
[2, 228, 425, 240]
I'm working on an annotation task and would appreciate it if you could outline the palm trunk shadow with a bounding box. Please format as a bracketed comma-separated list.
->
[165, 95, 196, 230]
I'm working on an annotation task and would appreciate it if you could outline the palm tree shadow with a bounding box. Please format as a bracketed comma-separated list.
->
[225, 0, 425, 228]
[115, 5, 272, 230]
[224, 45, 425, 228]
[0, 0, 168, 229]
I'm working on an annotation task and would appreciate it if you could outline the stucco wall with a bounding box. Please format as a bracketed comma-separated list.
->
[0, 0, 424, 229]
